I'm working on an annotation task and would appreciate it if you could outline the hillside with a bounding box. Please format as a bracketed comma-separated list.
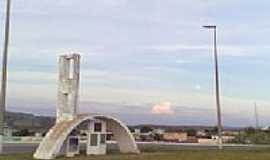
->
[5, 111, 55, 132]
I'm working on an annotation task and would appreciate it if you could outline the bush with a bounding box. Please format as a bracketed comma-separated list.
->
[12, 129, 34, 137]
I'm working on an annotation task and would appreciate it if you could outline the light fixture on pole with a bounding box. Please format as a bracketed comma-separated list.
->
[202, 25, 223, 150]
[0, 0, 11, 153]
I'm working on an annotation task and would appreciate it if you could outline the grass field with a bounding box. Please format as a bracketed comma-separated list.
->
[1, 150, 270, 160]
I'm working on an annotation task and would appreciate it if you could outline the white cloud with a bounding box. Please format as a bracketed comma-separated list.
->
[151, 102, 174, 115]
[195, 84, 201, 90]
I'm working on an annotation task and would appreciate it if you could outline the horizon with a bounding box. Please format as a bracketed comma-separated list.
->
[4, 108, 251, 129]
[6, 100, 266, 127]
[1, 0, 270, 127]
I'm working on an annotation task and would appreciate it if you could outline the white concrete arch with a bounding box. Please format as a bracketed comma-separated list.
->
[34, 114, 139, 159]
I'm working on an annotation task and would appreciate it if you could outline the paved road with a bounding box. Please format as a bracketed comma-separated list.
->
[3, 142, 270, 154]
[3, 143, 39, 154]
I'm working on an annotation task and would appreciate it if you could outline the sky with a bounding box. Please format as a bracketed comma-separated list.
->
[0, 0, 270, 126]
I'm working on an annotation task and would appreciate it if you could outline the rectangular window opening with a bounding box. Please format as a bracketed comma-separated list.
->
[68, 137, 79, 152]
[90, 134, 98, 146]
[100, 134, 106, 144]
[69, 59, 74, 79]
[94, 123, 102, 132]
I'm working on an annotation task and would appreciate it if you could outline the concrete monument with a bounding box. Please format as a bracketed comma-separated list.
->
[33, 53, 139, 159]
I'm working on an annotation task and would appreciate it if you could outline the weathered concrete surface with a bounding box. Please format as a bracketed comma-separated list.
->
[34, 114, 92, 159]
[33, 114, 139, 159]
[57, 54, 80, 123]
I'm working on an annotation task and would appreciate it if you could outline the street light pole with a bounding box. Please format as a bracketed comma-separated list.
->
[254, 102, 259, 130]
[0, 0, 11, 153]
[203, 25, 223, 150]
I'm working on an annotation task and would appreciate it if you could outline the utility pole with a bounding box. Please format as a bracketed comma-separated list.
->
[0, 0, 11, 153]
[254, 102, 259, 130]
[203, 25, 223, 150]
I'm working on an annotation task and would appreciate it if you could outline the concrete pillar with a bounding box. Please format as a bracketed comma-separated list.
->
[56, 54, 80, 123]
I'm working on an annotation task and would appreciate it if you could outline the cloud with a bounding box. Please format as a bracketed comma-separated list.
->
[151, 102, 174, 115]
[195, 84, 201, 90]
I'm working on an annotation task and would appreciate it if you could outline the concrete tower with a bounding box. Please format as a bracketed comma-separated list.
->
[56, 54, 80, 123]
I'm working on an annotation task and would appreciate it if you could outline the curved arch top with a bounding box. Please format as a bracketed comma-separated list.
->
[34, 114, 139, 159]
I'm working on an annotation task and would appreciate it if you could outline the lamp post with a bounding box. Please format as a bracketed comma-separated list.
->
[0, 0, 11, 153]
[254, 102, 259, 130]
[202, 25, 223, 149]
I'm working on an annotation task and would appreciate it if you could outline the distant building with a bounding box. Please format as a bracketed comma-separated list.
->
[196, 130, 207, 137]
[261, 126, 270, 131]
[131, 128, 165, 142]
[222, 131, 240, 136]
[134, 129, 141, 134]
[163, 130, 188, 142]
[35, 132, 42, 138]
[3, 124, 15, 137]
[211, 135, 236, 142]
[185, 136, 198, 143]
[198, 138, 217, 144]
[153, 128, 165, 135]
[139, 132, 154, 141]
[131, 128, 141, 141]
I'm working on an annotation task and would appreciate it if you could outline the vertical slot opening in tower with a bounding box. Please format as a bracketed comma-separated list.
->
[69, 59, 74, 79]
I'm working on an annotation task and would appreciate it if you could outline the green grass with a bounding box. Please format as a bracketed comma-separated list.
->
[1, 150, 270, 160]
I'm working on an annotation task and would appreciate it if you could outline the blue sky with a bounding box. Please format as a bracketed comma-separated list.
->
[1, 0, 270, 126]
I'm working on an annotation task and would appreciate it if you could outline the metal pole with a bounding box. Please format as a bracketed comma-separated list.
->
[0, 0, 11, 153]
[254, 102, 259, 129]
[203, 25, 223, 149]
[213, 27, 223, 150]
